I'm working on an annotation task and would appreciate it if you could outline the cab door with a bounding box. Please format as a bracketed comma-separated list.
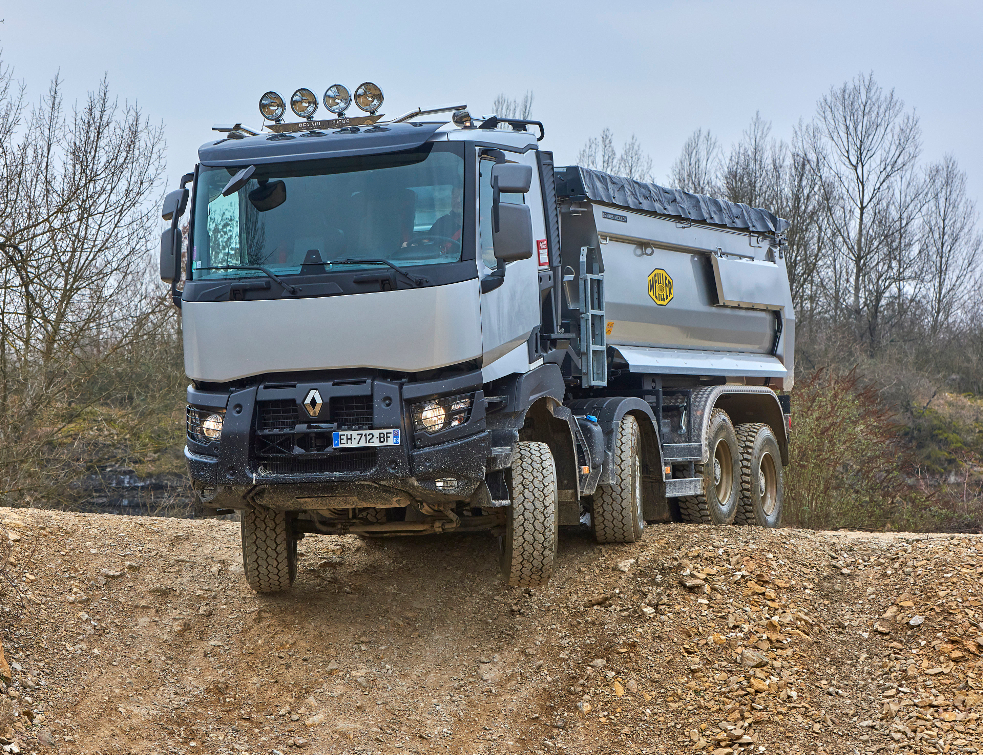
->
[478, 149, 546, 369]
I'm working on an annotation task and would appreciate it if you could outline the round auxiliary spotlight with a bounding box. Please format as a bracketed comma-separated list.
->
[290, 88, 319, 119]
[323, 84, 351, 115]
[258, 91, 285, 122]
[354, 82, 384, 114]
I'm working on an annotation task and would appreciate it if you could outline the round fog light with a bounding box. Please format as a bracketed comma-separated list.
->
[354, 82, 384, 113]
[259, 91, 285, 122]
[290, 88, 319, 119]
[323, 84, 351, 115]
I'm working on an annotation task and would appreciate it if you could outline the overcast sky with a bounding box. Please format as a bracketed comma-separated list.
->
[2, 0, 982, 208]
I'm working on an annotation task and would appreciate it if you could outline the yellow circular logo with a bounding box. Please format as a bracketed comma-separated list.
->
[648, 268, 673, 305]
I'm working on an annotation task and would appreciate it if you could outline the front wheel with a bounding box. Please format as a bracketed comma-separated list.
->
[241, 508, 298, 593]
[735, 423, 784, 527]
[499, 441, 558, 587]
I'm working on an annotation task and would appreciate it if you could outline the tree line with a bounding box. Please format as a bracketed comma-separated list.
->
[0, 68, 977, 511]
[0, 58, 181, 505]
[571, 73, 982, 394]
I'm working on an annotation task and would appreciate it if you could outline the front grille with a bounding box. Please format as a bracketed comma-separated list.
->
[331, 396, 373, 429]
[255, 434, 294, 456]
[256, 450, 377, 476]
[253, 394, 376, 474]
[258, 400, 299, 431]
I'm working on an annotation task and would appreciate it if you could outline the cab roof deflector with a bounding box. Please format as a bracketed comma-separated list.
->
[198, 122, 446, 168]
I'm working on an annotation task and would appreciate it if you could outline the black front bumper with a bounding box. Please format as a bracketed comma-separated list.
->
[185, 371, 489, 508]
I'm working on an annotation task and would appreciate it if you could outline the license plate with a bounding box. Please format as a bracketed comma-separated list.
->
[332, 429, 400, 448]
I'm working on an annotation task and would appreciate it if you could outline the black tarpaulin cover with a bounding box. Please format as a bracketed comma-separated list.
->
[555, 166, 789, 237]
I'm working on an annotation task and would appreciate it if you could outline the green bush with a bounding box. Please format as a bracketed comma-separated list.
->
[784, 369, 928, 531]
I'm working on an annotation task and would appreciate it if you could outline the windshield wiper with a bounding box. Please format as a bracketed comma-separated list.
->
[196, 265, 299, 295]
[326, 258, 429, 287]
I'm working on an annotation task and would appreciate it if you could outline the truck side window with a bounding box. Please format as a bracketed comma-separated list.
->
[478, 158, 525, 271]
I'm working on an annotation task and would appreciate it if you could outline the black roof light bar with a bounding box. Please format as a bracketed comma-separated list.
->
[477, 116, 545, 141]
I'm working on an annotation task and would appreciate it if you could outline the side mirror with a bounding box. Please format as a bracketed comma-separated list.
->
[160, 227, 182, 282]
[492, 163, 532, 193]
[222, 165, 256, 197]
[493, 203, 533, 263]
[162, 188, 189, 222]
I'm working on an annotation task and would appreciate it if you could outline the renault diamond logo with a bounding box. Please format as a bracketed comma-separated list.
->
[304, 389, 323, 418]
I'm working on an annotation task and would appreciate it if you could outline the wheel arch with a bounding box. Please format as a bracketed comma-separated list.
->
[519, 397, 581, 501]
[566, 397, 663, 487]
[692, 387, 789, 466]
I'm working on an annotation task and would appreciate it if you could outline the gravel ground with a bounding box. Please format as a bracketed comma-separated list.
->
[1, 508, 981, 755]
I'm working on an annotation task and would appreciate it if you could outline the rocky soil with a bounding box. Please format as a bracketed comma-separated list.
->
[1, 508, 981, 755]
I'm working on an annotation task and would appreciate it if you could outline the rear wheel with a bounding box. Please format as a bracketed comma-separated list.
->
[678, 409, 740, 525]
[735, 423, 783, 527]
[241, 508, 298, 593]
[592, 414, 645, 543]
[499, 441, 558, 587]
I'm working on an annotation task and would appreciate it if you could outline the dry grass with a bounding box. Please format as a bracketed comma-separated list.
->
[784, 369, 913, 530]
[784, 369, 982, 532]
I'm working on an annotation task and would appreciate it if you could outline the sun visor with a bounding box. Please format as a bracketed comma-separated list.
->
[198, 122, 445, 168]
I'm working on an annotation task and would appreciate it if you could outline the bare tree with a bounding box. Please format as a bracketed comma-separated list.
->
[919, 155, 981, 336]
[777, 125, 827, 324]
[862, 163, 925, 349]
[493, 91, 534, 119]
[615, 135, 653, 182]
[577, 129, 653, 181]
[0, 61, 169, 504]
[805, 72, 922, 348]
[577, 128, 618, 173]
[669, 128, 720, 195]
[722, 113, 778, 207]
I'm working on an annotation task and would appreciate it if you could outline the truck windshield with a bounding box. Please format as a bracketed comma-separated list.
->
[191, 144, 465, 280]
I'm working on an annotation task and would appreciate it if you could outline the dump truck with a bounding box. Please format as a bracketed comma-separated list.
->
[159, 84, 794, 592]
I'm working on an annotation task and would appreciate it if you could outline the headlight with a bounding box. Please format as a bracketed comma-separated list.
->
[202, 414, 224, 440]
[259, 91, 285, 121]
[323, 84, 351, 115]
[416, 402, 446, 433]
[187, 407, 225, 443]
[412, 394, 473, 435]
[290, 88, 319, 119]
[353, 82, 384, 113]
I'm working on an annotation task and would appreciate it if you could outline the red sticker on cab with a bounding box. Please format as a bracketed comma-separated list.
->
[537, 239, 549, 266]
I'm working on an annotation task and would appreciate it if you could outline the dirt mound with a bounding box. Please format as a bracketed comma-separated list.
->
[1, 508, 982, 754]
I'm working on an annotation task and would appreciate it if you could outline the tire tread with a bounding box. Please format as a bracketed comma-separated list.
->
[734, 423, 765, 525]
[502, 441, 558, 588]
[241, 508, 296, 593]
[734, 422, 783, 527]
[678, 408, 738, 525]
[593, 415, 643, 543]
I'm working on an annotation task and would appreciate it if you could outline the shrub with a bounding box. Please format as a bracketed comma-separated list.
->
[784, 369, 925, 530]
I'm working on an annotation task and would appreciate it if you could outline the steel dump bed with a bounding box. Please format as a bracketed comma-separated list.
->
[555, 166, 795, 390]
